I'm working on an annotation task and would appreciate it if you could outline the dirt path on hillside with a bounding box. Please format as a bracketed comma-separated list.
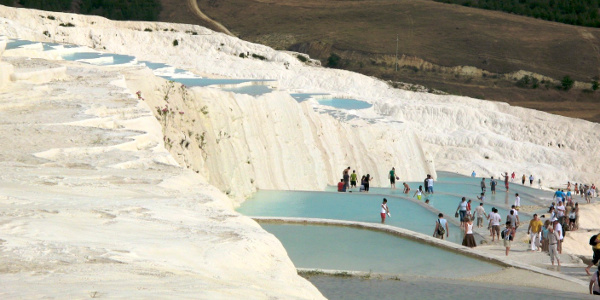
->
[187, 0, 233, 36]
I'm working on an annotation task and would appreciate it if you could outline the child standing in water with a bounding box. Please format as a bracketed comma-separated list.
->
[380, 198, 390, 224]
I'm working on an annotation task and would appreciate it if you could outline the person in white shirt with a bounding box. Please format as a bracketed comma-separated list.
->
[556, 201, 566, 224]
[510, 205, 520, 228]
[433, 213, 449, 239]
[475, 203, 487, 228]
[380, 198, 390, 224]
[487, 208, 501, 241]
[514, 193, 521, 209]
[553, 218, 564, 254]
[427, 175, 434, 194]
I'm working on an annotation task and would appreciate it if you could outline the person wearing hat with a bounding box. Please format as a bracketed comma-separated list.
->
[553, 217, 564, 254]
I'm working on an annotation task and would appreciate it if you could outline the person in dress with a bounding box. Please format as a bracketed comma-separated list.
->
[462, 216, 476, 248]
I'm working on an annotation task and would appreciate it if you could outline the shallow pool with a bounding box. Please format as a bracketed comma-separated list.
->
[290, 93, 329, 102]
[317, 98, 372, 110]
[222, 84, 273, 96]
[158, 76, 273, 88]
[262, 223, 501, 278]
[238, 190, 464, 243]
[305, 275, 590, 300]
[5, 39, 38, 50]
[61, 52, 136, 65]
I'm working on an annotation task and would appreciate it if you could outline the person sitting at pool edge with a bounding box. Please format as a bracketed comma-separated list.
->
[337, 179, 345, 192]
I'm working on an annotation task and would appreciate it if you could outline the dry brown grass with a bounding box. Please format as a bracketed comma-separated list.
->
[159, 0, 600, 122]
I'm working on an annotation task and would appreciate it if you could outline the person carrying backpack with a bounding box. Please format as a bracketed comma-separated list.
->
[434, 213, 449, 240]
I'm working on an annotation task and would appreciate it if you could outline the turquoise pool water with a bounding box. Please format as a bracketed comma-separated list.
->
[263, 223, 501, 277]
[305, 275, 590, 300]
[158, 76, 274, 88]
[140, 60, 171, 70]
[318, 98, 372, 110]
[437, 171, 553, 202]
[222, 84, 273, 96]
[5, 39, 38, 50]
[61, 52, 136, 65]
[290, 93, 329, 102]
[238, 190, 464, 243]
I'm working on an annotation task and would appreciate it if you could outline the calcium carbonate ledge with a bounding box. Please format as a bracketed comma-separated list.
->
[253, 216, 587, 287]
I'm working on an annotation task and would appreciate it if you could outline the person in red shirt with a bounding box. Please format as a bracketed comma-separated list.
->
[337, 179, 345, 192]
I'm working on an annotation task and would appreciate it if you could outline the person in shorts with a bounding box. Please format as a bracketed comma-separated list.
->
[389, 167, 397, 189]
[380, 198, 389, 224]
[433, 213, 449, 239]
[503, 221, 515, 256]
[488, 208, 501, 241]
[350, 170, 358, 188]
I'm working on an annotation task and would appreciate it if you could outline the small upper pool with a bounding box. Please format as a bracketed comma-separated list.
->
[5, 39, 38, 50]
[317, 98, 372, 110]
[222, 84, 273, 96]
[290, 93, 329, 103]
[61, 52, 136, 65]
[159, 76, 274, 88]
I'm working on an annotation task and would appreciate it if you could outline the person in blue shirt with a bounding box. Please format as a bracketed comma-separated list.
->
[471, 170, 476, 177]
[554, 189, 563, 202]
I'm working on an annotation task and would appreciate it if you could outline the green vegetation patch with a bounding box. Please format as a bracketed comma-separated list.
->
[4, 0, 162, 21]
[433, 0, 600, 28]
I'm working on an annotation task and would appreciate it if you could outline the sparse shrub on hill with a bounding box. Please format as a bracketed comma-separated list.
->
[296, 55, 308, 62]
[173, 39, 179, 47]
[593, 80, 599, 91]
[515, 75, 540, 89]
[327, 53, 341, 68]
[561, 75, 574, 90]
[251, 53, 266, 60]
[59, 22, 75, 27]
[144, 28, 153, 32]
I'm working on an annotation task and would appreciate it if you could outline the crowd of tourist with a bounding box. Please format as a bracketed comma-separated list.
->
[355, 167, 600, 294]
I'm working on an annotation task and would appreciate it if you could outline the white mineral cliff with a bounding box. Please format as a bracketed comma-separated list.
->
[0, 11, 324, 299]
[1, 5, 597, 192]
